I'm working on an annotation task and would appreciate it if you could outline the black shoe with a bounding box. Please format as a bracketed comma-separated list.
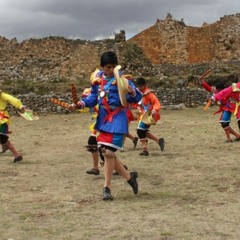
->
[86, 168, 100, 175]
[102, 187, 114, 200]
[139, 150, 149, 156]
[13, 155, 23, 163]
[128, 172, 138, 194]
[132, 137, 138, 149]
[113, 165, 128, 176]
[159, 138, 165, 151]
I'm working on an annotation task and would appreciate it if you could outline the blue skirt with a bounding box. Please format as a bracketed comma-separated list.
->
[95, 107, 128, 134]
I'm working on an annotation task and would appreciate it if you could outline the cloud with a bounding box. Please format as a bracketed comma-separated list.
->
[0, 0, 239, 42]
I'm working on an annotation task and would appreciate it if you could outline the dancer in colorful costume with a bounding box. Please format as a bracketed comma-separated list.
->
[81, 87, 101, 175]
[135, 78, 165, 156]
[210, 82, 240, 142]
[83, 82, 131, 176]
[70, 51, 142, 200]
[0, 90, 26, 162]
[201, 79, 240, 142]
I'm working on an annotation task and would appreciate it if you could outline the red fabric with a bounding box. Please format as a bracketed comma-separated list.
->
[126, 109, 134, 122]
[201, 81, 213, 93]
[104, 107, 122, 123]
[100, 75, 122, 123]
[128, 103, 139, 109]
[0, 112, 9, 120]
[153, 113, 160, 121]
[97, 131, 113, 144]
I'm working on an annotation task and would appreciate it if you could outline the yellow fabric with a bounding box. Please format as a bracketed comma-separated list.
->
[234, 102, 240, 116]
[0, 91, 23, 124]
[90, 68, 101, 84]
[79, 107, 90, 113]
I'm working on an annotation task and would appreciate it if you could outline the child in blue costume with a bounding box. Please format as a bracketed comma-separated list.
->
[70, 51, 142, 200]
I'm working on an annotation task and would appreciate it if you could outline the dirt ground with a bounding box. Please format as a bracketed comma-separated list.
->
[1, 107, 240, 240]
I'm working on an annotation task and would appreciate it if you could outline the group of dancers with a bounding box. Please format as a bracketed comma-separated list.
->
[1, 51, 240, 201]
[69, 51, 165, 200]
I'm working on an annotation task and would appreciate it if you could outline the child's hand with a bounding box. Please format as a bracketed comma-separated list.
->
[210, 96, 216, 104]
[68, 104, 76, 111]
[76, 101, 84, 109]
[151, 109, 157, 117]
[69, 101, 84, 111]
[19, 105, 26, 113]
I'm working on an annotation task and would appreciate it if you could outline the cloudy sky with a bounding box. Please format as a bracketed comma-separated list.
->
[0, 0, 239, 42]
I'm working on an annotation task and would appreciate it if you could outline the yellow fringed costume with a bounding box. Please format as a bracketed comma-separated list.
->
[0, 91, 24, 124]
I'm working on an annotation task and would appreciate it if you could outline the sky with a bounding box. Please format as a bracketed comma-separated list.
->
[0, 0, 239, 42]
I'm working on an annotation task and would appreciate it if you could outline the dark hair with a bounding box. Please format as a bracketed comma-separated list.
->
[100, 51, 118, 67]
[215, 82, 225, 91]
[135, 77, 146, 86]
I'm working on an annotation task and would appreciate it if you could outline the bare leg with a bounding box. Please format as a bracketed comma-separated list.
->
[126, 133, 134, 141]
[92, 151, 99, 170]
[138, 138, 149, 156]
[5, 140, 21, 158]
[86, 150, 100, 175]
[223, 126, 232, 142]
[102, 149, 138, 199]
[114, 157, 138, 195]
[146, 131, 159, 143]
[229, 127, 240, 139]
[140, 138, 148, 151]
[126, 133, 138, 149]
[103, 150, 115, 188]
[114, 158, 131, 180]
[1, 144, 8, 153]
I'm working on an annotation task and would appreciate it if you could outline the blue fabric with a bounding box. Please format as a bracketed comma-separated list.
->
[137, 121, 150, 131]
[112, 133, 124, 148]
[219, 110, 231, 123]
[100, 108, 128, 133]
[82, 71, 142, 134]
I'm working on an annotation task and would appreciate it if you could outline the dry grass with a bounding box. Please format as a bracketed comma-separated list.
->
[1, 107, 240, 240]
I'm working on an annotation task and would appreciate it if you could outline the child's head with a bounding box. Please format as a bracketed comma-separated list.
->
[215, 82, 225, 91]
[100, 51, 118, 67]
[135, 78, 146, 92]
[100, 51, 118, 77]
[135, 78, 146, 87]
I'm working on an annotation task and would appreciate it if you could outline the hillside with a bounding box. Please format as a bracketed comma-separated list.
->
[0, 14, 240, 94]
[128, 13, 240, 64]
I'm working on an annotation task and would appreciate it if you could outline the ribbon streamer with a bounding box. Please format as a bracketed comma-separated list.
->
[203, 99, 212, 111]
[50, 98, 70, 108]
[71, 83, 78, 105]
[199, 69, 212, 81]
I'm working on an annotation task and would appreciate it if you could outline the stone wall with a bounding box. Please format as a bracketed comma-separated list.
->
[128, 13, 240, 64]
[1, 13, 240, 87]
[1, 13, 239, 112]
[0, 37, 118, 83]
[7, 88, 211, 116]
[0, 31, 155, 94]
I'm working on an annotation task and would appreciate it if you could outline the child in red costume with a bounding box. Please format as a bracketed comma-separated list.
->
[201, 79, 240, 142]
